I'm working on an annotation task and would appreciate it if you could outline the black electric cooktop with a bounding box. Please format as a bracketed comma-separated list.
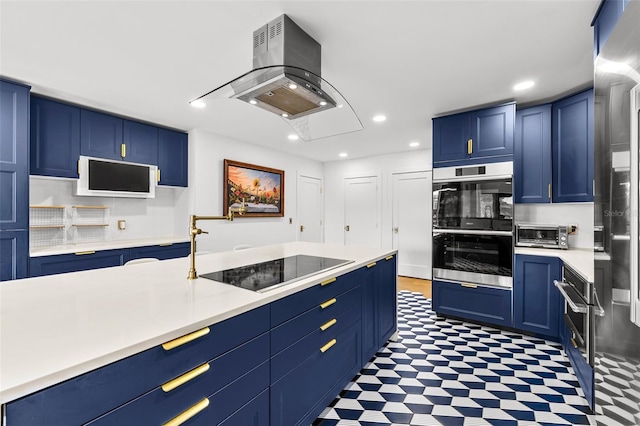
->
[200, 255, 353, 293]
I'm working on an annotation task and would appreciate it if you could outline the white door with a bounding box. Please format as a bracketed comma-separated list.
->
[297, 175, 323, 243]
[344, 175, 380, 248]
[630, 84, 640, 325]
[392, 171, 432, 279]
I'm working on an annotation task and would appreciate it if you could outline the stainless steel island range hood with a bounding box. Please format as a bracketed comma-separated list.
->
[192, 14, 362, 141]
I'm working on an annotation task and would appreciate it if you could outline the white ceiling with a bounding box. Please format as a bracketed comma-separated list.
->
[0, 1, 599, 163]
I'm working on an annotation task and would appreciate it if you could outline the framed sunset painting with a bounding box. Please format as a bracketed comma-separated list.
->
[223, 159, 284, 217]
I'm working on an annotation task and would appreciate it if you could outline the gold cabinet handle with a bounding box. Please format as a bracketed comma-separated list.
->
[163, 398, 209, 426]
[77, 159, 80, 175]
[320, 338, 337, 353]
[159, 243, 173, 247]
[548, 183, 552, 200]
[571, 337, 579, 349]
[467, 139, 473, 155]
[157, 169, 161, 182]
[321, 277, 336, 286]
[75, 250, 95, 255]
[366, 262, 377, 268]
[162, 327, 210, 351]
[320, 298, 337, 309]
[320, 318, 337, 331]
[461, 283, 478, 289]
[121, 143, 126, 158]
[385, 255, 394, 261]
[162, 363, 210, 392]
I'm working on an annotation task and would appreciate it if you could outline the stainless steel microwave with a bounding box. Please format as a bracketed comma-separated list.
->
[515, 224, 568, 249]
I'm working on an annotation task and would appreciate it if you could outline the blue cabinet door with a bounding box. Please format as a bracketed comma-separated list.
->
[377, 255, 397, 345]
[129, 242, 190, 261]
[1, 80, 30, 231]
[80, 110, 123, 160]
[432, 279, 512, 327]
[514, 105, 552, 203]
[123, 119, 158, 165]
[29, 249, 129, 277]
[513, 254, 562, 340]
[0, 230, 28, 281]
[361, 265, 377, 365]
[552, 89, 594, 203]
[158, 128, 188, 187]
[30, 96, 80, 178]
[469, 103, 514, 159]
[592, 0, 628, 58]
[432, 113, 469, 165]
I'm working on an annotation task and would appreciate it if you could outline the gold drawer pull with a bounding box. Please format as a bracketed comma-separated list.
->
[159, 242, 173, 247]
[162, 327, 210, 351]
[321, 277, 337, 286]
[163, 398, 209, 426]
[385, 255, 394, 261]
[320, 318, 337, 331]
[571, 337, 579, 349]
[157, 169, 161, 182]
[320, 298, 337, 309]
[461, 283, 478, 289]
[320, 338, 337, 353]
[467, 139, 473, 155]
[75, 251, 95, 255]
[366, 262, 377, 268]
[162, 363, 210, 392]
[121, 143, 126, 158]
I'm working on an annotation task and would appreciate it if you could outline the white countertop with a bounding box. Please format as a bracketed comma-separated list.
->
[29, 236, 190, 257]
[515, 247, 595, 282]
[0, 242, 395, 405]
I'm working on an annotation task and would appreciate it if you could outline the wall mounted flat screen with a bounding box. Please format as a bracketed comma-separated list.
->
[89, 159, 150, 193]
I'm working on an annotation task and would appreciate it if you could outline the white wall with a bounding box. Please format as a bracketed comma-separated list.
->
[323, 149, 432, 248]
[515, 203, 594, 249]
[30, 176, 185, 243]
[188, 129, 323, 253]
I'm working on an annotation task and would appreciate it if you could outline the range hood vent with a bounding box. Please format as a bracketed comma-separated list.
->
[192, 14, 362, 141]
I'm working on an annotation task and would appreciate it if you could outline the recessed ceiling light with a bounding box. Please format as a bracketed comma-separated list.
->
[409, 141, 420, 147]
[249, 99, 258, 105]
[288, 83, 298, 90]
[190, 100, 206, 108]
[373, 115, 386, 122]
[281, 113, 289, 118]
[513, 80, 535, 91]
[288, 134, 299, 141]
[319, 101, 327, 106]
[339, 152, 348, 158]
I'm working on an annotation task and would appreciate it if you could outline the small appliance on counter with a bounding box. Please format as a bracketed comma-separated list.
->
[515, 223, 568, 249]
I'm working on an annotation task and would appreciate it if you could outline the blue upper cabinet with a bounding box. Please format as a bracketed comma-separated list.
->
[432, 103, 514, 168]
[514, 105, 552, 203]
[158, 128, 188, 187]
[1, 80, 30, 231]
[123, 119, 158, 165]
[592, 0, 631, 59]
[552, 89, 594, 203]
[30, 97, 80, 178]
[80, 109, 123, 161]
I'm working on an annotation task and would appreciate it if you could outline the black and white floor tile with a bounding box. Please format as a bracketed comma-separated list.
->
[594, 351, 640, 426]
[314, 290, 594, 426]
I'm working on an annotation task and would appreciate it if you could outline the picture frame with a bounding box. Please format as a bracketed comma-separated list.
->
[223, 159, 284, 217]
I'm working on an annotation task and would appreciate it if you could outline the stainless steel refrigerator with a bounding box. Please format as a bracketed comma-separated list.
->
[594, 2, 640, 424]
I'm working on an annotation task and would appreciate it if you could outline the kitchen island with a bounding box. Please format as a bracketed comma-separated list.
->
[1, 241, 397, 425]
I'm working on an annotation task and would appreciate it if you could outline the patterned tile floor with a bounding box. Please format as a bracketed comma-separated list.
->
[315, 291, 594, 426]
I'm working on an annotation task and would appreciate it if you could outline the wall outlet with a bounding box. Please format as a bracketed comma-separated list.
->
[568, 224, 578, 235]
[118, 220, 126, 230]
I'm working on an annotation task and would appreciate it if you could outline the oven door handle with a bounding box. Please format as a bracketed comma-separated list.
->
[554, 280, 588, 313]
[593, 290, 606, 317]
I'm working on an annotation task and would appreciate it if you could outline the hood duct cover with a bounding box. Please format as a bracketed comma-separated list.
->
[192, 14, 362, 141]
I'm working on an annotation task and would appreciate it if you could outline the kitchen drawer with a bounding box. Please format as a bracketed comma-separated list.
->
[271, 320, 362, 426]
[271, 267, 363, 327]
[271, 301, 361, 382]
[86, 333, 269, 425]
[432, 279, 512, 328]
[29, 249, 129, 277]
[218, 388, 269, 426]
[129, 242, 190, 261]
[5, 305, 269, 426]
[271, 284, 361, 355]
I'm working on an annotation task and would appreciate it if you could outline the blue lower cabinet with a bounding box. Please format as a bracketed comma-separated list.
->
[432, 279, 512, 327]
[270, 320, 362, 426]
[218, 388, 269, 426]
[513, 254, 562, 340]
[129, 242, 190, 261]
[560, 320, 594, 410]
[29, 249, 129, 277]
[0, 230, 28, 281]
[378, 255, 397, 344]
[6, 306, 270, 426]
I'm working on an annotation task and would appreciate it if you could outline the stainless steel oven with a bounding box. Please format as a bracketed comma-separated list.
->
[432, 162, 514, 288]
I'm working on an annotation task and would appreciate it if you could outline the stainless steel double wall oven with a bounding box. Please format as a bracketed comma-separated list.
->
[432, 162, 513, 288]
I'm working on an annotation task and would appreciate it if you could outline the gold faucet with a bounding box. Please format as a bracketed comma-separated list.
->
[187, 200, 247, 279]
